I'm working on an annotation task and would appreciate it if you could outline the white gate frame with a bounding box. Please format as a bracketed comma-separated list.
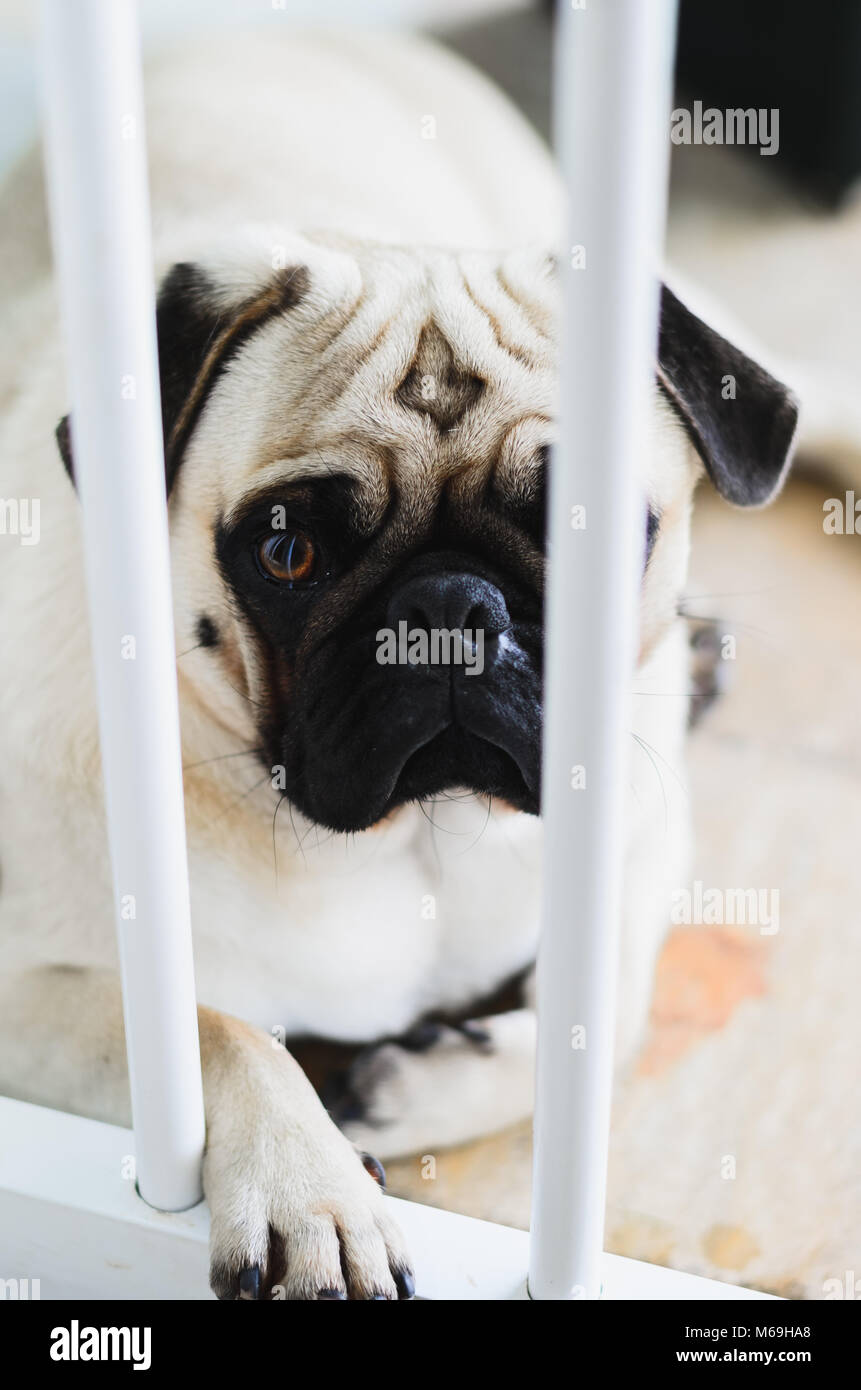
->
[0, 0, 775, 1300]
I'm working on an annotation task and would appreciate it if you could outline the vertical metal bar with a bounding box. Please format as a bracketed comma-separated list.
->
[39, 0, 205, 1212]
[529, 0, 678, 1299]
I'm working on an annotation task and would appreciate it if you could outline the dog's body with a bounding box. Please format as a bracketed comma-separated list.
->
[0, 30, 796, 1298]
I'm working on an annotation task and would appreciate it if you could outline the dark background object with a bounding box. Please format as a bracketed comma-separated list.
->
[438, 1, 861, 207]
[675, 0, 861, 206]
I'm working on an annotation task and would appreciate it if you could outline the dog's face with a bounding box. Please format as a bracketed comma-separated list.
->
[60, 233, 797, 833]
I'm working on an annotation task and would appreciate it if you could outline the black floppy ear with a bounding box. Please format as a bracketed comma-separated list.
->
[56, 260, 309, 495]
[657, 284, 798, 506]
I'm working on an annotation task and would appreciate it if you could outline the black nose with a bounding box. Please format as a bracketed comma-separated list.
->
[386, 572, 511, 648]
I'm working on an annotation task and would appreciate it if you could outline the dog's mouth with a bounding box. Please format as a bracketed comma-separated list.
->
[384, 722, 540, 817]
[284, 673, 542, 833]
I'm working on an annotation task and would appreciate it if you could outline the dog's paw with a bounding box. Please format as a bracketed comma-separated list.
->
[204, 1110, 413, 1300]
[324, 1017, 535, 1160]
[687, 616, 730, 727]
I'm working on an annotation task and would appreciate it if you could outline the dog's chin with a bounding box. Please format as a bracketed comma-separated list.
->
[293, 725, 541, 834]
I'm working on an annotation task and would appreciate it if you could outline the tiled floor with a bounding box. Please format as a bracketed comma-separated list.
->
[387, 474, 861, 1298]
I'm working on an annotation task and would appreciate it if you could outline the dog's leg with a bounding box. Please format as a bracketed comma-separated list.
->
[329, 1006, 537, 1161]
[0, 966, 413, 1300]
[328, 967, 661, 1164]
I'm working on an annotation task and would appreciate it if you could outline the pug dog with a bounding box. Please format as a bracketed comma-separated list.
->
[0, 29, 797, 1300]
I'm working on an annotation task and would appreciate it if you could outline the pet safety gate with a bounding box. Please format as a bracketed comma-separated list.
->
[0, 0, 774, 1299]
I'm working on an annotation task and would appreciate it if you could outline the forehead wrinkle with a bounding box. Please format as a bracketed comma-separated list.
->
[456, 263, 546, 372]
[284, 311, 431, 459]
[449, 499, 546, 594]
[239, 259, 430, 454]
[442, 459, 492, 508]
[427, 261, 551, 387]
[305, 301, 410, 421]
[496, 256, 558, 344]
[493, 416, 553, 502]
[314, 254, 429, 380]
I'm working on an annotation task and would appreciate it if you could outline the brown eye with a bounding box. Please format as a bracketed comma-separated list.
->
[257, 530, 318, 584]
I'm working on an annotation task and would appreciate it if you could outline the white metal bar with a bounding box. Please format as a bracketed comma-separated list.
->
[529, 0, 678, 1299]
[39, 0, 205, 1212]
[0, 1098, 775, 1300]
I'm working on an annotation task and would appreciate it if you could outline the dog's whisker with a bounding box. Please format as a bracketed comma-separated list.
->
[632, 690, 721, 698]
[417, 799, 443, 873]
[630, 730, 686, 794]
[677, 610, 771, 641]
[629, 731, 669, 832]
[460, 795, 493, 854]
[271, 794, 285, 886]
[183, 747, 264, 772]
[679, 587, 778, 603]
[210, 772, 271, 829]
[287, 798, 308, 868]
[417, 798, 467, 834]
[298, 815, 326, 853]
[223, 679, 266, 712]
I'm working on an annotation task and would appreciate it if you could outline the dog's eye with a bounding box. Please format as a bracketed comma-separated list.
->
[257, 530, 318, 585]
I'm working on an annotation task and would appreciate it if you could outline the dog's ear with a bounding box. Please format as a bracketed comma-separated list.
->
[56, 260, 310, 494]
[657, 284, 798, 506]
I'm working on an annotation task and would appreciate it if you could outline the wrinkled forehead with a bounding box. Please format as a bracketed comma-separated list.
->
[182, 241, 560, 522]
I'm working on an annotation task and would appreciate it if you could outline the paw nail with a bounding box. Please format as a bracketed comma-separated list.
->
[361, 1151, 386, 1188]
[460, 1020, 492, 1048]
[401, 1020, 443, 1052]
[210, 1262, 239, 1300]
[394, 1267, 416, 1300]
[238, 1265, 261, 1300]
[317, 1288, 348, 1300]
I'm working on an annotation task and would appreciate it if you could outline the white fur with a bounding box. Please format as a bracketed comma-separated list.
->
[0, 29, 699, 1289]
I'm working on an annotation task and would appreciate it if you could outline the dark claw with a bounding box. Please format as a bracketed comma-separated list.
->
[360, 1151, 387, 1188]
[400, 1019, 444, 1052]
[317, 1288, 348, 1300]
[238, 1265, 262, 1300]
[211, 1262, 242, 1300]
[458, 1020, 493, 1049]
[404, 1017, 491, 1051]
[393, 1266, 416, 1300]
[368, 1293, 389, 1300]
